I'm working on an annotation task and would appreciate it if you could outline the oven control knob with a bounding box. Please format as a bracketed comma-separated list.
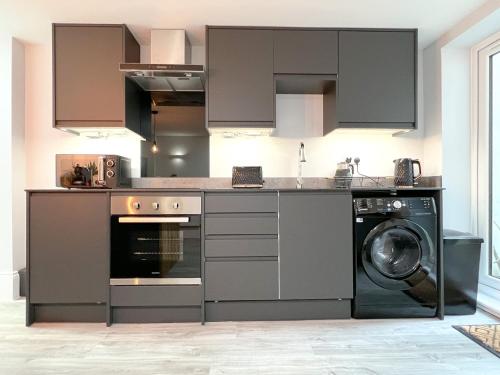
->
[106, 159, 115, 167]
[132, 201, 141, 210]
[393, 200, 402, 209]
[152, 202, 160, 210]
[106, 170, 115, 178]
[172, 202, 180, 209]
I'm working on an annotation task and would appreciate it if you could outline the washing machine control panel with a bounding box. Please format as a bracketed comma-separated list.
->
[354, 197, 436, 215]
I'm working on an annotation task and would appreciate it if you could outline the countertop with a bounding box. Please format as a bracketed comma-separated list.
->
[27, 176, 443, 193]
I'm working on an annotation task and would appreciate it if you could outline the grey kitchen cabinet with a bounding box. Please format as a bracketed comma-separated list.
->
[29, 193, 108, 304]
[274, 30, 338, 74]
[205, 260, 279, 301]
[207, 27, 275, 128]
[204, 192, 279, 303]
[279, 192, 353, 300]
[53, 24, 150, 137]
[110, 286, 201, 307]
[205, 237, 278, 258]
[205, 214, 278, 236]
[336, 30, 416, 128]
[205, 192, 278, 213]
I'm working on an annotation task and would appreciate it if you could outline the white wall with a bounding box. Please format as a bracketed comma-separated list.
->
[422, 43, 442, 176]
[422, 1, 500, 231]
[210, 92, 424, 176]
[441, 46, 472, 232]
[11, 38, 26, 273]
[0, 35, 15, 299]
[0, 36, 25, 300]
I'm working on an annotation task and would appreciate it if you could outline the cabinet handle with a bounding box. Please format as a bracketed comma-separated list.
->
[118, 217, 189, 224]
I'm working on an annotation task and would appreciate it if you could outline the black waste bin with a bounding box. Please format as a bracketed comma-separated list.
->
[444, 229, 484, 315]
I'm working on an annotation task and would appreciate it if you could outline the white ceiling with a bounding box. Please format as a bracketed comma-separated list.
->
[0, 0, 492, 48]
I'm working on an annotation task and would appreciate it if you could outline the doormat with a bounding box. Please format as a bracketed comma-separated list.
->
[453, 324, 500, 358]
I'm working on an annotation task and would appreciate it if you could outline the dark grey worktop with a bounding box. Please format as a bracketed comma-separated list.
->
[27, 176, 443, 193]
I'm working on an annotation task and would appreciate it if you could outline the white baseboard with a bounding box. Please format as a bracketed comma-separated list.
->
[0, 271, 20, 301]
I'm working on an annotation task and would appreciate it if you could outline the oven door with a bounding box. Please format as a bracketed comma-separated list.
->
[110, 215, 201, 285]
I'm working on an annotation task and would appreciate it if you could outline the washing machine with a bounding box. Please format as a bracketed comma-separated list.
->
[353, 196, 438, 318]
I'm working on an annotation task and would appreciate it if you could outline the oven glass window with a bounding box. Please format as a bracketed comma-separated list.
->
[111, 216, 201, 278]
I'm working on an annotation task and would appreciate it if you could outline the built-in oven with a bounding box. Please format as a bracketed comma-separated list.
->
[110, 195, 202, 285]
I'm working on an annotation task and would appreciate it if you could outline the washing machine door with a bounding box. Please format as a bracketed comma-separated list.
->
[362, 218, 435, 290]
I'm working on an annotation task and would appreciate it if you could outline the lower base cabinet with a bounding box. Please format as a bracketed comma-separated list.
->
[110, 285, 202, 323]
[205, 300, 351, 321]
[27, 192, 109, 325]
[30, 304, 106, 323]
[279, 192, 353, 300]
[205, 260, 279, 301]
[203, 191, 353, 321]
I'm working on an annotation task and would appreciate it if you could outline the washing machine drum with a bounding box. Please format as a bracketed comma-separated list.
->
[362, 218, 435, 290]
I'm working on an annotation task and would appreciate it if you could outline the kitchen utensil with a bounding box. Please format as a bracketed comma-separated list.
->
[393, 158, 421, 186]
[335, 158, 354, 179]
[232, 166, 263, 188]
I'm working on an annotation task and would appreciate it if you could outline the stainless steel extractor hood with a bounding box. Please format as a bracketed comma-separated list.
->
[120, 29, 204, 92]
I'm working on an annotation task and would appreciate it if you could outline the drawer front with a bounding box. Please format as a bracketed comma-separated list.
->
[205, 193, 278, 213]
[205, 214, 278, 235]
[205, 261, 278, 301]
[205, 237, 278, 257]
[110, 285, 201, 307]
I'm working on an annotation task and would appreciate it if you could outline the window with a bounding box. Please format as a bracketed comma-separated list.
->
[472, 32, 500, 294]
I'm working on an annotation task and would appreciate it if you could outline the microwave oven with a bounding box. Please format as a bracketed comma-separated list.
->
[56, 154, 132, 189]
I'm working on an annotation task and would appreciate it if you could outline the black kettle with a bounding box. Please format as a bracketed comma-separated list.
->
[393, 158, 421, 186]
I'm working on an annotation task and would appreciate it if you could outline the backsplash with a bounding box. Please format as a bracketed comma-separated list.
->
[209, 131, 423, 178]
[209, 94, 424, 178]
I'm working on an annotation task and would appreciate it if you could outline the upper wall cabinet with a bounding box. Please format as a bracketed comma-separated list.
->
[274, 30, 338, 74]
[207, 28, 275, 128]
[336, 30, 416, 129]
[53, 24, 150, 137]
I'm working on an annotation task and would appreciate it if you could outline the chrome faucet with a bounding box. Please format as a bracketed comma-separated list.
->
[297, 142, 306, 188]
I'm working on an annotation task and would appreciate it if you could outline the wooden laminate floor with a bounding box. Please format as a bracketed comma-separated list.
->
[1, 300, 499, 375]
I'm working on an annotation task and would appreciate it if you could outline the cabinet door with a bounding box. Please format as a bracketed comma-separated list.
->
[54, 25, 127, 125]
[205, 261, 278, 301]
[274, 30, 338, 74]
[208, 28, 274, 126]
[337, 31, 416, 127]
[279, 193, 353, 300]
[29, 193, 109, 303]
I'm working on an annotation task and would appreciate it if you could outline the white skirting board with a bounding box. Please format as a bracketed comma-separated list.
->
[0, 271, 20, 301]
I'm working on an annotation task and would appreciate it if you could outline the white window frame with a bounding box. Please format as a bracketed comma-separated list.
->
[470, 31, 500, 297]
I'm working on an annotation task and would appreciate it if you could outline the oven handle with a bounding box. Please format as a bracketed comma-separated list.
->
[117, 217, 190, 224]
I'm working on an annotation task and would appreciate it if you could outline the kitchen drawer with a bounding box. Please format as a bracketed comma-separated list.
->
[110, 285, 201, 307]
[205, 260, 278, 301]
[205, 237, 278, 257]
[205, 193, 278, 213]
[205, 214, 278, 235]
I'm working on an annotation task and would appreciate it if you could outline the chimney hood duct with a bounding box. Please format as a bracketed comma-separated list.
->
[120, 29, 205, 92]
